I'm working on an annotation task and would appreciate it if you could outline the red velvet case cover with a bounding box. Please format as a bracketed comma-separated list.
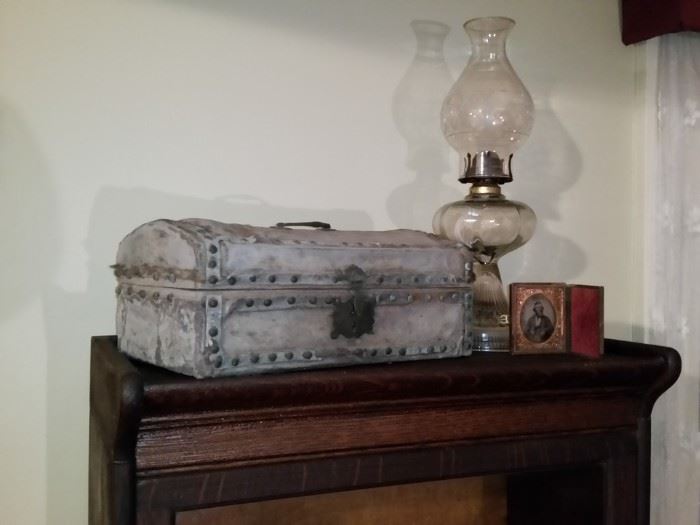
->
[567, 285, 603, 358]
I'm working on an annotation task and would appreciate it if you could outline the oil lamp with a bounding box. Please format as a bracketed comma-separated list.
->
[433, 17, 536, 351]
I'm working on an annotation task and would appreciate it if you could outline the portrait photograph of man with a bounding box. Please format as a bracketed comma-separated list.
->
[521, 295, 556, 343]
[510, 283, 567, 355]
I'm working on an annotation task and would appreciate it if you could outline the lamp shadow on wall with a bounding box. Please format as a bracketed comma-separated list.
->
[388, 20, 462, 231]
[0, 101, 59, 522]
[496, 82, 587, 284]
[0, 102, 59, 322]
[42, 188, 371, 522]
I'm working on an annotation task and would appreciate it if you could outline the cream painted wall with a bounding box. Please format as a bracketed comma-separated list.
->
[0, 1, 642, 523]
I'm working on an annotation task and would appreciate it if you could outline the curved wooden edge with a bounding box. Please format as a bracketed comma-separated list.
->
[605, 339, 681, 525]
[90, 337, 680, 422]
[89, 335, 144, 525]
[91, 335, 144, 459]
[604, 338, 682, 417]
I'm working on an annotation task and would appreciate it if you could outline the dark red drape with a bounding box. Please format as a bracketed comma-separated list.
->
[621, 0, 700, 44]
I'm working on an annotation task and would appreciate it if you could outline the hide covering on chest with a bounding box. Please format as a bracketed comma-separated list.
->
[114, 219, 473, 378]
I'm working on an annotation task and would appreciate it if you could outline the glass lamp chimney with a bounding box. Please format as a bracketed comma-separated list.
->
[440, 17, 534, 182]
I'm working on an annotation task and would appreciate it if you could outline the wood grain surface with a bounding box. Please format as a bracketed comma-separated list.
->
[88, 336, 681, 525]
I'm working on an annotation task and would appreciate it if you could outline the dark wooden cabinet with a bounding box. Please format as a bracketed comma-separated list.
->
[89, 336, 679, 525]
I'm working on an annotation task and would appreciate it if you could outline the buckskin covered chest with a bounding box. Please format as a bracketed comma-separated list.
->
[114, 219, 474, 377]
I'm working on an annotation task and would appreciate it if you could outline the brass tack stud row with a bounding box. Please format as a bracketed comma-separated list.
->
[217, 274, 462, 286]
[117, 289, 465, 308]
[224, 344, 458, 369]
[118, 269, 466, 286]
[117, 287, 175, 303]
[229, 350, 315, 367]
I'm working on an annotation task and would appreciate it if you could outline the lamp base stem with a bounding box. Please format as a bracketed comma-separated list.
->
[471, 262, 510, 352]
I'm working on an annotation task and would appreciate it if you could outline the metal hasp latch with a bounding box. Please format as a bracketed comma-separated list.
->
[331, 294, 375, 340]
[330, 264, 375, 340]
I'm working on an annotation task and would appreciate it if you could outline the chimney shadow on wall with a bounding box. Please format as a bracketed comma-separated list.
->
[387, 20, 462, 231]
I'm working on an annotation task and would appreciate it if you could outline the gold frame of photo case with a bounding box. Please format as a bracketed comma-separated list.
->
[510, 283, 567, 355]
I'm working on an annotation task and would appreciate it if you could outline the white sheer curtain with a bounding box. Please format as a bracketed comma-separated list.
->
[648, 33, 700, 525]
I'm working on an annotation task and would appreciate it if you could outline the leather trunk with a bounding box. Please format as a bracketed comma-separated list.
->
[114, 219, 473, 378]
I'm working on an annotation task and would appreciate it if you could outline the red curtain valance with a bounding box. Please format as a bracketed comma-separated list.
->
[622, 0, 700, 44]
